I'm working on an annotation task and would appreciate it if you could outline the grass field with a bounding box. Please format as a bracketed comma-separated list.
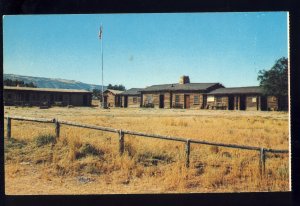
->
[4, 106, 290, 194]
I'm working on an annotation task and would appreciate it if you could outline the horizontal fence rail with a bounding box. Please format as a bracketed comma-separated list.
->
[4, 115, 289, 177]
[5, 115, 55, 123]
[59, 120, 119, 133]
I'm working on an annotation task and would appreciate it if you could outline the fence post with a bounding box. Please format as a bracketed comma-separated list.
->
[55, 119, 60, 139]
[7, 116, 11, 139]
[119, 130, 125, 155]
[259, 148, 266, 177]
[185, 139, 191, 168]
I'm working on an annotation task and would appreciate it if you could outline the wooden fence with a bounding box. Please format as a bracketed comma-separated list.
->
[4, 115, 289, 176]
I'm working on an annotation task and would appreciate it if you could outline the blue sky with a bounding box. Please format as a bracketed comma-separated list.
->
[3, 12, 288, 89]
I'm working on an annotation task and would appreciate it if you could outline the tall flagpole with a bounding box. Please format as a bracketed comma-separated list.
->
[99, 24, 104, 108]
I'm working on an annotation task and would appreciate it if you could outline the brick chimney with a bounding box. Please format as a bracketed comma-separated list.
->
[179, 76, 190, 84]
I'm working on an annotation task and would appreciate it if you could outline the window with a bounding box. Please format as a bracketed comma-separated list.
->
[252, 97, 257, 103]
[207, 96, 214, 102]
[7, 94, 12, 99]
[175, 95, 180, 103]
[146, 95, 153, 103]
[133, 97, 137, 103]
[194, 95, 199, 104]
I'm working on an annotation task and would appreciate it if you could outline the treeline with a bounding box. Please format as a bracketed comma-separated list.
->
[4, 79, 37, 88]
[107, 84, 125, 91]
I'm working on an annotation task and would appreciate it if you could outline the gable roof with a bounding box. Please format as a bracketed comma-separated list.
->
[208, 86, 263, 95]
[104, 89, 124, 95]
[120, 88, 143, 96]
[4, 86, 92, 93]
[142, 83, 222, 92]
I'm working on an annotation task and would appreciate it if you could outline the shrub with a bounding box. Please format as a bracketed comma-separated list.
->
[76, 143, 104, 159]
[137, 151, 173, 166]
[35, 134, 56, 147]
[5, 138, 27, 150]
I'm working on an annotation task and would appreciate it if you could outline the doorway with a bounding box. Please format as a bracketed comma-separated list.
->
[202, 94, 207, 109]
[184, 95, 190, 109]
[239, 95, 246, 110]
[83, 95, 88, 106]
[124, 96, 128, 108]
[50, 94, 54, 105]
[159, 94, 164, 108]
[115, 96, 121, 107]
[103, 96, 108, 107]
[228, 95, 234, 110]
[260, 96, 267, 111]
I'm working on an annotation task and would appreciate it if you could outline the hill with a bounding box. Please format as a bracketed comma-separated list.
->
[4, 74, 105, 91]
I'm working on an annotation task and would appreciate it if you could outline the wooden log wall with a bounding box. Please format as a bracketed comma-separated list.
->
[127, 96, 141, 108]
[172, 93, 184, 108]
[105, 92, 116, 107]
[3, 90, 91, 106]
[171, 93, 204, 109]
[142, 92, 171, 108]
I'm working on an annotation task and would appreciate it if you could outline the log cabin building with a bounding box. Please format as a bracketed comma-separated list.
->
[103, 89, 123, 108]
[207, 86, 285, 111]
[4, 75, 287, 111]
[140, 76, 224, 109]
[3, 86, 92, 106]
[119, 88, 143, 108]
[114, 76, 287, 111]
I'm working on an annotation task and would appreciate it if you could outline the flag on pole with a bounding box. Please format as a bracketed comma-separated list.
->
[99, 25, 103, 39]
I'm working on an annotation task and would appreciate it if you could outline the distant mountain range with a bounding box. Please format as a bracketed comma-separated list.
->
[4, 74, 106, 91]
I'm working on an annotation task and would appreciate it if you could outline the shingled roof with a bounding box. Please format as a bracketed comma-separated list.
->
[208, 86, 263, 95]
[120, 88, 143, 95]
[104, 89, 124, 95]
[4, 86, 92, 93]
[142, 83, 222, 92]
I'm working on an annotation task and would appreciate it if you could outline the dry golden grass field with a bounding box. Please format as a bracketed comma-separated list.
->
[4, 106, 290, 194]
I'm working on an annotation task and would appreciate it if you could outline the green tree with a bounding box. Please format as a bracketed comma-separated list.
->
[107, 84, 113, 89]
[4, 79, 37, 88]
[92, 89, 102, 100]
[107, 84, 125, 91]
[257, 57, 288, 110]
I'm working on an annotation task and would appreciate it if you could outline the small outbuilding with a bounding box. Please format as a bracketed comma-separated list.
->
[3, 86, 92, 107]
[103, 89, 123, 108]
[120, 88, 143, 108]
